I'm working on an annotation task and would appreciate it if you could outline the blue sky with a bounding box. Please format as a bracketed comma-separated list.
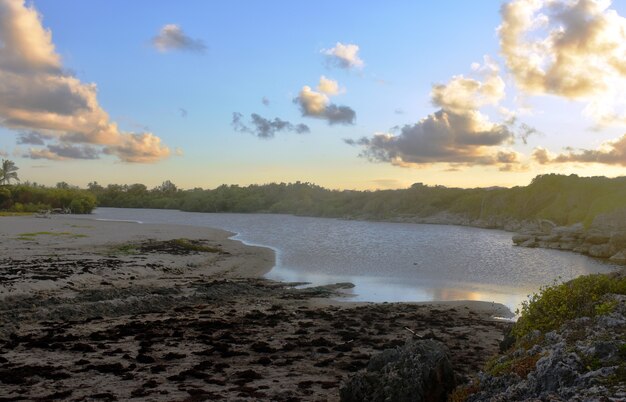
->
[1, 0, 625, 189]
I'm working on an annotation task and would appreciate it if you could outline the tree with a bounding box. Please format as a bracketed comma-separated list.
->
[0, 159, 19, 185]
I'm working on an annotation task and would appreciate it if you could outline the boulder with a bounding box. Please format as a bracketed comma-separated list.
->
[609, 250, 626, 264]
[584, 233, 610, 245]
[521, 239, 538, 248]
[573, 244, 590, 254]
[538, 219, 557, 234]
[512, 234, 534, 245]
[537, 234, 560, 242]
[340, 340, 455, 402]
[609, 231, 626, 250]
[588, 244, 614, 258]
[553, 223, 584, 237]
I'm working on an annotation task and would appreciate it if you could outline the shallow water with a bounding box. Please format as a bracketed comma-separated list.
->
[84, 208, 619, 312]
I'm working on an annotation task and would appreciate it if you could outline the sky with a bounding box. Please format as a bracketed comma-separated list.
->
[1, 0, 626, 190]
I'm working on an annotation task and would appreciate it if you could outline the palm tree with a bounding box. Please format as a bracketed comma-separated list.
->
[0, 159, 19, 185]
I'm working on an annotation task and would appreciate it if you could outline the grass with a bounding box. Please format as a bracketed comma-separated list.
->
[16, 231, 88, 240]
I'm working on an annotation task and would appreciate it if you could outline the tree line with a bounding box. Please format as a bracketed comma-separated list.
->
[1, 156, 625, 225]
[88, 174, 626, 226]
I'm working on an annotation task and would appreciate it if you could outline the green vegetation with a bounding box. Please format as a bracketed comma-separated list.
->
[0, 211, 32, 217]
[88, 174, 626, 226]
[0, 159, 19, 185]
[16, 231, 88, 240]
[0, 183, 97, 214]
[111, 238, 221, 255]
[513, 273, 626, 339]
[168, 238, 221, 253]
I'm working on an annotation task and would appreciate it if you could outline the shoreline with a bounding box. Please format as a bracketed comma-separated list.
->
[0, 215, 513, 400]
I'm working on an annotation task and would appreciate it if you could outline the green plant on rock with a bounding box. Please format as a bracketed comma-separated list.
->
[513, 273, 626, 338]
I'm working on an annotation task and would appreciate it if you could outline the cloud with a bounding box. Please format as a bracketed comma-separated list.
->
[0, 0, 170, 163]
[232, 112, 310, 139]
[103, 133, 171, 163]
[317, 76, 342, 95]
[346, 60, 519, 170]
[294, 77, 356, 125]
[533, 134, 626, 166]
[17, 131, 52, 145]
[322, 42, 364, 70]
[24, 143, 100, 160]
[499, 0, 626, 125]
[151, 24, 206, 53]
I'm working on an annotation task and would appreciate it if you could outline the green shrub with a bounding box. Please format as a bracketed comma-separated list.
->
[513, 273, 626, 338]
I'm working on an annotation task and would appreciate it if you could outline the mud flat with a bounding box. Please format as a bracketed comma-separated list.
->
[0, 216, 512, 401]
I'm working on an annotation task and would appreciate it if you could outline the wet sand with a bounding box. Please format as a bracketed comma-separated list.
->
[0, 216, 512, 401]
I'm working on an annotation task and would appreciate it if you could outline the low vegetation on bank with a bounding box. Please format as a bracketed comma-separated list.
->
[452, 272, 626, 401]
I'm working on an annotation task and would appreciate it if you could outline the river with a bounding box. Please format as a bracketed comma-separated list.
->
[83, 208, 619, 312]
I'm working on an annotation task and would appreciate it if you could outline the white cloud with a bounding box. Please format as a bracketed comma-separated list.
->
[322, 42, 364, 70]
[533, 133, 626, 166]
[346, 60, 519, 170]
[294, 77, 356, 125]
[317, 76, 342, 95]
[152, 24, 206, 53]
[0, 0, 170, 162]
[499, 0, 626, 125]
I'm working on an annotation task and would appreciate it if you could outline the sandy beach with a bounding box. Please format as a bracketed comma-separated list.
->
[0, 216, 512, 401]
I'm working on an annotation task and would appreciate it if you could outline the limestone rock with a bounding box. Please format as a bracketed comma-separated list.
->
[340, 340, 455, 402]
[588, 244, 614, 258]
[609, 250, 626, 264]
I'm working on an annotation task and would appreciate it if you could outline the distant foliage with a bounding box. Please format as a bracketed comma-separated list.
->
[0, 184, 97, 214]
[89, 174, 626, 225]
[513, 273, 626, 338]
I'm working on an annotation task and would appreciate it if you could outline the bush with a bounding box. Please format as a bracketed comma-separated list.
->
[513, 273, 626, 338]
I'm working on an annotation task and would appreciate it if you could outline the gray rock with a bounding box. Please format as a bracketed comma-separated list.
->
[588, 244, 614, 258]
[512, 234, 534, 244]
[584, 233, 610, 245]
[521, 238, 538, 248]
[340, 339, 455, 402]
[609, 231, 626, 250]
[609, 250, 626, 264]
[538, 219, 557, 234]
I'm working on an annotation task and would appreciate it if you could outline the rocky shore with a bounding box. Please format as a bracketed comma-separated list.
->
[387, 208, 626, 265]
[511, 210, 626, 264]
[0, 216, 511, 401]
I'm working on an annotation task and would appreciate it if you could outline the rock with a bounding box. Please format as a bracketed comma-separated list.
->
[538, 219, 557, 234]
[573, 244, 590, 254]
[340, 340, 455, 402]
[558, 242, 577, 251]
[512, 234, 533, 245]
[588, 244, 614, 258]
[553, 223, 585, 237]
[609, 231, 626, 250]
[609, 250, 626, 264]
[520, 239, 538, 248]
[584, 232, 610, 245]
[537, 234, 560, 242]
